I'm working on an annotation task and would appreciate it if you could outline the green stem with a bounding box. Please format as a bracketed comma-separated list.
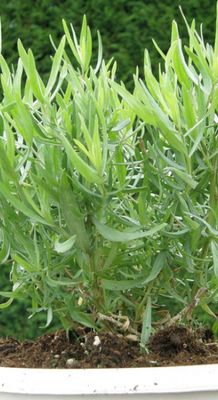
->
[87, 224, 102, 312]
[192, 135, 218, 295]
[134, 281, 154, 331]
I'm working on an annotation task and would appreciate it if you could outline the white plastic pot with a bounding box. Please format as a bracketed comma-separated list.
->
[1, 364, 218, 399]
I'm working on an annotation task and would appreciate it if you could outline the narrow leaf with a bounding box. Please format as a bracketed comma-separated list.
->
[93, 217, 166, 242]
[17, 39, 29, 74]
[142, 252, 166, 284]
[0, 231, 10, 263]
[45, 35, 66, 96]
[201, 303, 218, 319]
[12, 254, 38, 272]
[101, 276, 146, 291]
[111, 118, 131, 132]
[54, 235, 76, 253]
[170, 168, 198, 188]
[211, 240, 218, 280]
[0, 298, 14, 309]
[109, 79, 156, 125]
[62, 20, 81, 65]
[28, 49, 45, 103]
[59, 132, 102, 184]
[141, 296, 152, 345]
[60, 172, 90, 253]
[0, 182, 51, 226]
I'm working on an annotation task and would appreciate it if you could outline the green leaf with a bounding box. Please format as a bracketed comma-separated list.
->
[4, 217, 36, 262]
[163, 284, 187, 304]
[28, 49, 46, 103]
[45, 35, 66, 96]
[172, 39, 191, 89]
[0, 55, 11, 85]
[180, 8, 212, 84]
[0, 138, 17, 181]
[139, 80, 187, 154]
[102, 253, 165, 291]
[192, 215, 218, 236]
[60, 171, 90, 253]
[0, 182, 51, 226]
[92, 115, 102, 171]
[170, 168, 198, 189]
[12, 58, 23, 96]
[17, 39, 29, 74]
[101, 276, 146, 291]
[183, 216, 200, 230]
[12, 254, 38, 272]
[111, 118, 131, 132]
[89, 93, 108, 174]
[161, 87, 180, 127]
[93, 217, 166, 242]
[154, 143, 186, 171]
[0, 291, 24, 299]
[68, 307, 96, 329]
[62, 19, 81, 65]
[73, 139, 96, 166]
[41, 307, 53, 328]
[115, 146, 126, 186]
[0, 298, 14, 309]
[79, 113, 93, 151]
[144, 66, 162, 102]
[141, 296, 152, 345]
[1, 75, 14, 104]
[143, 251, 166, 284]
[14, 93, 34, 145]
[163, 227, 190, 238]
[0, 102, 16, 113]
[30, 173, 59, 202]
[109, 79, 156, 125]
[0, 113, 4, 136]
[0, 231, 10, 263]
[182, 83, 198, 139]
[103, 242, 120, 270]
[54, 235, 76, 253]
[211, 240, 218, 280]
[94, 30, 103, 73]
[45, 276, 77, 287]
[59, 132, 102, 184]
[201, 303, 218, 319]
[80, 16, 92, 72]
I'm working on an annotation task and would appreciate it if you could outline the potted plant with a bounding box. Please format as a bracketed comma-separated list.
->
[0, 6, 218, 399]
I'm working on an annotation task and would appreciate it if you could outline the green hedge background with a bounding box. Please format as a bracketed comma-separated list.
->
[0, 0, 217, 340]
[0, 0, 216, 88]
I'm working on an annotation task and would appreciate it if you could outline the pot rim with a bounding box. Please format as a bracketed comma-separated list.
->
[0, 364, 218, 395]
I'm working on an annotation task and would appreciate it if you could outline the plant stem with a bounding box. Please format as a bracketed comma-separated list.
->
[134, 281, 154, 331]
[192, 134, 218, 296]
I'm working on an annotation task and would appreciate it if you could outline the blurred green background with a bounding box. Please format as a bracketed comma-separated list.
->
[0, 0, 217, 340]
[0, 0, 216, 88]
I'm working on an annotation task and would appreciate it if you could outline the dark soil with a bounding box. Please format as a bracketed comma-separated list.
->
[0, 324, 218, 369]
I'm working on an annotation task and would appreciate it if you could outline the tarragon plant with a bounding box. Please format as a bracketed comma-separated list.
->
[0, 9, 218, 344]
[110, 7, 218, 331]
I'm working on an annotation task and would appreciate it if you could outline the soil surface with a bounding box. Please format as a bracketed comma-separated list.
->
[0, 324, 218, 369]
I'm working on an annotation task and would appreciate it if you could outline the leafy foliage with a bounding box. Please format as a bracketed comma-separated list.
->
[110, 5, 218, 334]
[0, 16, 166, 341]
[0, 7, 218, 343]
